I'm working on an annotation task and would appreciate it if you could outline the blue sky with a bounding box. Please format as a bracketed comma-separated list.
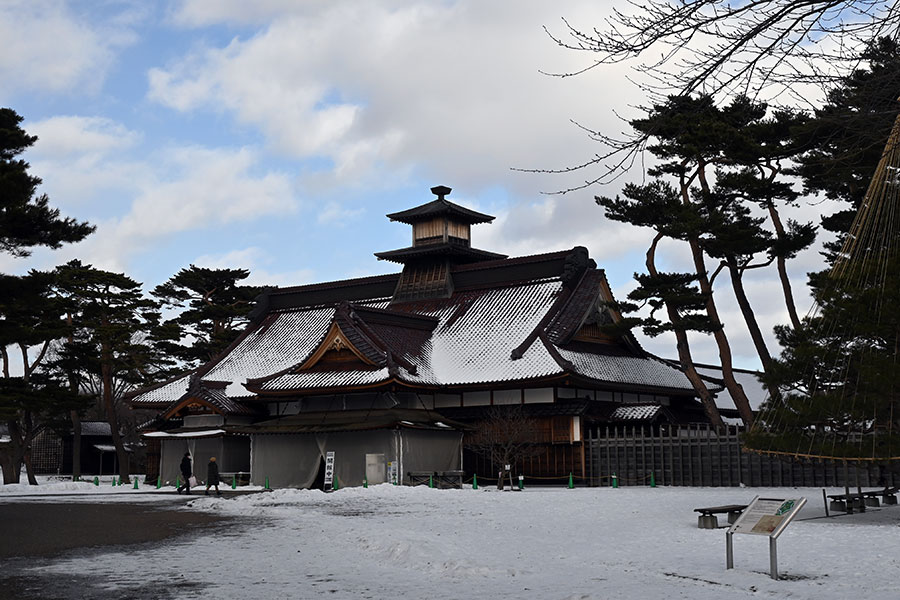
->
[1, 0, 833, 369]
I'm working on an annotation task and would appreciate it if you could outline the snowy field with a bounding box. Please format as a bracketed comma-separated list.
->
[3, 480, 899, 599]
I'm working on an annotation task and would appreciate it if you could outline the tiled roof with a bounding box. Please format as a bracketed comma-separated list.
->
[386, 197, 495, 225]
[610, 405, 662, 421]
[129, 372, 193, 407]
[557, 348, 694, 392]
[257, 367, 391, 392]
[374, 243, 505, 264]
[545, 270, 604, 344]
[191, 385, 261, 416]
[134, 249, 696, 403]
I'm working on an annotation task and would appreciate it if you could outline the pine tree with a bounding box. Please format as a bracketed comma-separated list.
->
[792, 37, 900, 261]
[0, 108, 93, 257]
[152, 265, 261, 368]
[0, 108, 93, 484]
[0, 271, 87, 484]
[53, 261, 172, 485]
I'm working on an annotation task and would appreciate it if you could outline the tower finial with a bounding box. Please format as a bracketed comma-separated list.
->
[430, 185, 451, 200]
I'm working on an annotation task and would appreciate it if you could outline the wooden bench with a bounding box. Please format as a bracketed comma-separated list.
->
[407, 471, 466, 489]
[694, 504, 747, 529]
[828, 487, 898, 511]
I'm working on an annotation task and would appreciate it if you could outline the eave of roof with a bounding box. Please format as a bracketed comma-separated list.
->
[231, 408, 470, 434]
[374, 243, 506, 264]
[386, 198, 494, 225]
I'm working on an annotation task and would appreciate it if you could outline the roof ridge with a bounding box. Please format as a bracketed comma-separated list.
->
[269, 272, 399, 295]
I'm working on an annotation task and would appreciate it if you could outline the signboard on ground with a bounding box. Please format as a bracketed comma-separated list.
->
[730, 497, 803, 536]
[726, 495, 806, 580]
[387, 461, 398, 485]
[324, 451, 335, 491]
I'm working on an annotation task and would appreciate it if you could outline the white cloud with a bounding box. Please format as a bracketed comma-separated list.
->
[0, 0, 140, 96]
[191, 247, 315, 288]
[148, 1, 630, 196]
[26, 116, 146, 205]
[92, 145, 297, 263]
[13, 114, 300, 275]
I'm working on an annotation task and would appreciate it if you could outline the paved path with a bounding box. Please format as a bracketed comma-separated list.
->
[0, 499, 236, 600]
[0, 499, 226, 559]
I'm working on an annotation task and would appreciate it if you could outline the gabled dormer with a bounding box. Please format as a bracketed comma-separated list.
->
[375, 186, 506, 303]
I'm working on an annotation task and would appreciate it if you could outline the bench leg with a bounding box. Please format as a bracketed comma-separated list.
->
[698, 515, 718, 529]
[883, 495, 897, 505]
[865, 496, 880, 507]
[830, 500, 847, 512]
[727, 511, 741, 524]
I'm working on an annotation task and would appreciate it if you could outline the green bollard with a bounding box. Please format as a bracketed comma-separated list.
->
[94, 476, 99, 486]
[156, 476, 161, 489]
[333, 478, 339, 491]
[429, 474, 434, 489]
[176, 475, 181, 490]
[133, 478, 139, 489]
[364, 476, 368, 488]
[112, 476, 117, 487]
[232, 475, 237, 490]
[472, 474, 478, 490]
[265, 476, 271, 491]
[518, 475, 524, 490]
[650, 471, 656, 488]
[612, 473, 619, 488]
[567, 472, 574, 489]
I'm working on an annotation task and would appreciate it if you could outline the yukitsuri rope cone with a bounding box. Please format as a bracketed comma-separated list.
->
[745, 107, 900, 464]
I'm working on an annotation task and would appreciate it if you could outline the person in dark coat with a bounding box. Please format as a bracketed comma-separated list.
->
[177, 452, 192, 494]
[205, 456, 221, 496]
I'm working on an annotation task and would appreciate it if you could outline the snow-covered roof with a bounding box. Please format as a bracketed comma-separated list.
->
[610, 405, 661, 421]
[133, 247, 695, 407]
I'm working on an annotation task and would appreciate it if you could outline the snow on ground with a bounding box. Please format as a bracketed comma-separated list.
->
[4, 481, 900, 599]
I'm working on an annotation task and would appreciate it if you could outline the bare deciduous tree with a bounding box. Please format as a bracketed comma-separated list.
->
[466, 405, 544, 488]
[546, 1, 900, 99]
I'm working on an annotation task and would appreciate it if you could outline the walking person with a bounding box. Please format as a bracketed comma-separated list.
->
[177, 452, 192, 494]
[206, 456, 221, 496]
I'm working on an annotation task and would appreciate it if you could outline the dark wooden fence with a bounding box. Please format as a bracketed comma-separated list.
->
[587, 424, 896, 487]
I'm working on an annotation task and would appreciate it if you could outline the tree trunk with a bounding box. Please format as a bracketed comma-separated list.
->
[23, 410, 37, 485]
[66, 313, 82, 481]
[646, 234, 724, 428]
[724, 258, 781, 403]
[101, 353, 130, 484]
[765, 201, 803, 331]
[688, 239, 755, 425]
[71, 411, 82, 480]
[1, 418, 21, 484]
[4, 420, 23, 484]
[687, 166, 755, 426]
[0, 444, 15, 484]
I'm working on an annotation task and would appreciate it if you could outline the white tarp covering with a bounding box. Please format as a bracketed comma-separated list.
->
[250, 429, 463, 489]
[157, 436, 250, 488]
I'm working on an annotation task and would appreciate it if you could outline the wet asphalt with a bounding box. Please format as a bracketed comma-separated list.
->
[0, 497, 237, 599]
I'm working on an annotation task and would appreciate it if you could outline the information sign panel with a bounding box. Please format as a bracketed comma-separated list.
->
[324, 451, 335, 490]
[726, 495, 806, 580]
[730, 497, 803, 536]
[387, 461, 398, 485]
